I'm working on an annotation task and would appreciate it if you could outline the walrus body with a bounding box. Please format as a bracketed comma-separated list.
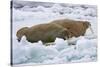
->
[16, 19, 91, 44]
[16, 23, 70, 43]
[51, 19, 91, 38]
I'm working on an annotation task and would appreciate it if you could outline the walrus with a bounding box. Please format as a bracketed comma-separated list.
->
[16, 19, 93, 45]
[16, 23, 70, 43]
[51, 19, 92, 38]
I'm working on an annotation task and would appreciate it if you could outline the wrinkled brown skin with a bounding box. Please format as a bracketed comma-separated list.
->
[51, 19, 91, 38]
[16, 19, 91, 44]
[16, 23, 70, 43]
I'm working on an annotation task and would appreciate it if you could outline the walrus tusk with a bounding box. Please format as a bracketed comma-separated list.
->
[89, 26, 94, 34]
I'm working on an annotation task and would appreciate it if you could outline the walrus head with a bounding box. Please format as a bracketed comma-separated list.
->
[83, 21, 91, 29]
[16, 27, 29, 42]
[83, 21, 94, 34]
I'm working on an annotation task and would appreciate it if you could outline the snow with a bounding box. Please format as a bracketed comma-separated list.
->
[53, 38, 68, 51]
[12, 2, 97, 66]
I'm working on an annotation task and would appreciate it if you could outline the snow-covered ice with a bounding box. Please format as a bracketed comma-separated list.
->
[12, 1, 97, 65]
